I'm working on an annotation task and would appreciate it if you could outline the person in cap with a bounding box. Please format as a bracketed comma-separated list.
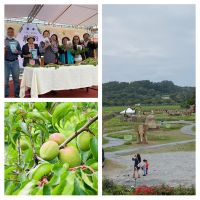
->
[22, 35, 40, 66]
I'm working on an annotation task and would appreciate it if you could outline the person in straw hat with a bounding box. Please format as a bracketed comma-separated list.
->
[22, 35, 40, 66]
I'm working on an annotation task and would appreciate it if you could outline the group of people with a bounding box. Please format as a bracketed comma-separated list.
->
[5, 26, 98, 97]
[132, 153, 149, 178]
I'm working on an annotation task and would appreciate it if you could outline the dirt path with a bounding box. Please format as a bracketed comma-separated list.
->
[103, 152, 195, 187]
[181, 124, 195, 135]
[103, 121, 195, 187]
[103, 129, 134, 148]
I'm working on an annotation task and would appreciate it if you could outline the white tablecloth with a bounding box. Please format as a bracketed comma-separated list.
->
[19, 65, 98, 98]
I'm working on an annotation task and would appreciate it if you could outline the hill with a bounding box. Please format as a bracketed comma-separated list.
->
[103, 80, 195, 106]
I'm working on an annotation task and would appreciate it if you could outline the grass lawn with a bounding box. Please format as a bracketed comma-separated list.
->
[104, 130, 195, 152]
[155, 113, 195, 122]
[103, 112, 195, 135]
[103, 137, 109, 144]
[123, 142, 195, 155]
[103, 105, 181, 115]
[105, 126, 134, 133]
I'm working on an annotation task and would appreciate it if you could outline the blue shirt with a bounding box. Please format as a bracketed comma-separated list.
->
[5, 37, 22, 61]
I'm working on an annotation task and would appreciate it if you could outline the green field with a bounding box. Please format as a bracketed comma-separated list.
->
[103, 113, 194, 135]
[103, 105, 181, 115]
[104, 130, 194, 152]
[154, 113, 195, 122]
[103, 105, 195, 154]
[132, 142, 195, 154]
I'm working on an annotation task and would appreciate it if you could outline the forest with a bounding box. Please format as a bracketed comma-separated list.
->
[103, 80, 195, 106]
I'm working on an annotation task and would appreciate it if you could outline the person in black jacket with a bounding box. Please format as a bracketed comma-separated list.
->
[132, 154, 141, 178]
[102, 148, 105, 167]
[83, 33, 98, 59]
[22, 35, 40, 66]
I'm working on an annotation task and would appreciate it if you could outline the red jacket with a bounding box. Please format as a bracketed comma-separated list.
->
[146, 162, 149, 168]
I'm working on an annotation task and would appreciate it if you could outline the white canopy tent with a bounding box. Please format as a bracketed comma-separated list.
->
[5, 4, 98, 27]
[120, 108, 136, 115]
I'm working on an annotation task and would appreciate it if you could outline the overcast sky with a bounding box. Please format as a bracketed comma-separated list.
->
[103, 5, 195, 86]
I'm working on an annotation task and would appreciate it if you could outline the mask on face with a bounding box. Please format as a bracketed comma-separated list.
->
[7, 36, 14, 40]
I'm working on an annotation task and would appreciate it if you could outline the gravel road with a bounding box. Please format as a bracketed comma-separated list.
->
[103, 152, 195, 187]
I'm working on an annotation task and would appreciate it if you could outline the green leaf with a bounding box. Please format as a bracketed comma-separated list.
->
[73, 177, 86, 195]
[14, 180, 36, 195]
[81, 170, 97, 191]
[75, 119, 87, 131]
[5, 181, 17, 195]
[40, 111, 52, 122]
[62, 172, 75, 195]
[90, 137, 98, 161]
[24, 148, 33, 164]
[43, 185, 51, 195]
[52, 103, 73, 128]
[86, 158, 97, 166]
[30, 187, 43, 195]
[47, 174, 59, 187]
[20, 122, 29, 135]
[5, 166, 16, 178]
[48, 163, 66, 186]
[34, 102, 47, 111]
[35, 123, 49, 139]
[81, 150, 92, 163]
[51, 171, 68, 195]
[92, 173, 98, 191]
[26, 111, 46, 122]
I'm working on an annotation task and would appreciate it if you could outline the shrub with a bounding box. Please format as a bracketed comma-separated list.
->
[102, 179, 132, 195]
[132, 184, 195, 195]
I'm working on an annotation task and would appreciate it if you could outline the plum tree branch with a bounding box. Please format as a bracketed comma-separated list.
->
[69, 165, 95, 174]
[21, 116, 38, 165]
[59, 115, 98, 149]
[17, 138, 21, 166]
[27, 125, 38, 166]
[36, 155, 47, 162]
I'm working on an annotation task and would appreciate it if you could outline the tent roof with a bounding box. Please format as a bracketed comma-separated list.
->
[120, 108, 135, 114]
[5, 4, 98, 27]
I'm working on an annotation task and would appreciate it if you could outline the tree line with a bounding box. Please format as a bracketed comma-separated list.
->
[103, 80, 195, 107]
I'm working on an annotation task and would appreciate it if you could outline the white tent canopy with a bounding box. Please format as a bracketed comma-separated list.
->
[120, 108, 135, 115]
[5, 4, 98, 27]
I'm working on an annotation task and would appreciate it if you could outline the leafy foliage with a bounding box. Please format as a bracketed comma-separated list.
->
[103, 80, 195, 106]
[5, 102, 98, 195]
[103, 179, 195, 195]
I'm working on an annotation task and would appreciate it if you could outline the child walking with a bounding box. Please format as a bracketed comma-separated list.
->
[146, 160, 149, 175]
[143, 159, 149, 175]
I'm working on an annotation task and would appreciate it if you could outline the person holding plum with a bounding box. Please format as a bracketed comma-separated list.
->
[39, 30, 58, 65]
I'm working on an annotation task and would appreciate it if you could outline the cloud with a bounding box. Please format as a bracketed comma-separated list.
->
[102, 4, 195, 86]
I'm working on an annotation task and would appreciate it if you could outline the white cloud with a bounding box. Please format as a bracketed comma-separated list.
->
[103, 4, 195, 86]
